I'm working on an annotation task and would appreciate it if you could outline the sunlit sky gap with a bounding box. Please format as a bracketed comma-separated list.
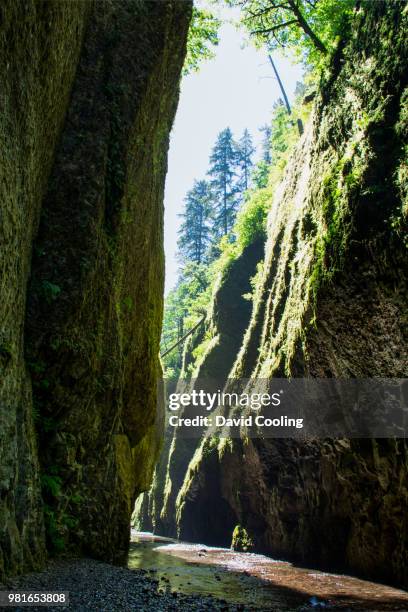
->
[164, 6, 303, 292]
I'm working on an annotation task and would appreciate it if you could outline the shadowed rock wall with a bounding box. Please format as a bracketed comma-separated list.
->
[0, 0, 93, 579]
[0, 0, 191, 578]
[134, 239, 264, 536]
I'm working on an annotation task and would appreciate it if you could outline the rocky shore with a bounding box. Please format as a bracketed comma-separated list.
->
[2, 555, 408, 611]
[0, 558, 250, 612]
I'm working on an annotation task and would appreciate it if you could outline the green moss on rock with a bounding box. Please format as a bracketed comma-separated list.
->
[231, 525, 254, 553]
[135, 239, 264, 537]
[174, 1, 408, 589]
[0, 0, 191, 577]
[24, 0, 191, 563]
[0, 0, 92, 579]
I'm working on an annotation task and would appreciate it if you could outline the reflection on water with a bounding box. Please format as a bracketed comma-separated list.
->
[128, 532, 289, 609]
[128, 531, 408, 610]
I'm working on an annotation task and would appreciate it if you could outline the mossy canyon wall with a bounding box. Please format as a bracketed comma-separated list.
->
[134, 239, 264, 536]
[137, 0, 408, 588]
[0, 0, 191, 578]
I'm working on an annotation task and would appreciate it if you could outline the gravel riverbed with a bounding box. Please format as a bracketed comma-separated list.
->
[2, 556, 406, 611]
[0, 558, 255, 611]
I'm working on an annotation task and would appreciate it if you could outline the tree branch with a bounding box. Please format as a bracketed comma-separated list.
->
[251, 19, 298, 35]
[161, 317, 206, 359]
[245, 2, 291, 18]
[287, 0, 327, 53]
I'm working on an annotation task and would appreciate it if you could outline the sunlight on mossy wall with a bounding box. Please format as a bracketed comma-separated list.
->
[173, 2, 408, 586]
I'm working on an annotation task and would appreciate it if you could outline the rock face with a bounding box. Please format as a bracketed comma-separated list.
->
[0, 0, 190, 579]
[142, 1, 408, 589]
[134, 239, 264, 536]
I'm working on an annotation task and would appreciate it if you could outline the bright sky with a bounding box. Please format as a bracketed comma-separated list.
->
[164, 8, 303, 293]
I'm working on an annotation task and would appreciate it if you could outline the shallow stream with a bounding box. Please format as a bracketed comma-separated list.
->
[128, 531, 408, 610]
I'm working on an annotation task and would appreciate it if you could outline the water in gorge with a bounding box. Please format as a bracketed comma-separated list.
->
[128, 532, 408, 611]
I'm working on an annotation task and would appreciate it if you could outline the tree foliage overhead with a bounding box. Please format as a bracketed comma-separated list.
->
[227, 0, 355, 69]
[184, 7, 221, 74]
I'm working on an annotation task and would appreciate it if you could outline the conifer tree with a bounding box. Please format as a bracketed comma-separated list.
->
[252, 124, 272, 189]
[237, 128, 255, 193]
[207, 127, 240, 236]
[177, 180, 213, 265]
[260, 124, 272, 164]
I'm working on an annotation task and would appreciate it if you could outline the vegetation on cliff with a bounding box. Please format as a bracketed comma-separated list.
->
[161, 87, 311, 383]
[136, 77, 311, 536]
[1, 0, 407, 597]
[138, 0, 408, 590]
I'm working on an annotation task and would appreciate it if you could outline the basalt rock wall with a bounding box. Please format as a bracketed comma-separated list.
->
[175, 1, 408, 588]
[134, 239, 264, 536]
[0, 0, 191, 578]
